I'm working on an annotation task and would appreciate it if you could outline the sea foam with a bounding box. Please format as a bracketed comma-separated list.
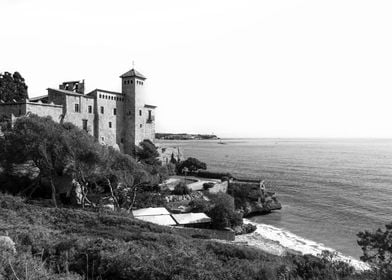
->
[236, 219, 370, 271]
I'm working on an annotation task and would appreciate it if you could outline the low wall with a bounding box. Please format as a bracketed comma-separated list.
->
[173, 226, 235, 241]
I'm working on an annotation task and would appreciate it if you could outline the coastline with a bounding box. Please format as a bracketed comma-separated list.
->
[235, 219, 370, 271]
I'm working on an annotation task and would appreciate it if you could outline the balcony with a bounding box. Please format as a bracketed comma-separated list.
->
[146, 116, 155, 123]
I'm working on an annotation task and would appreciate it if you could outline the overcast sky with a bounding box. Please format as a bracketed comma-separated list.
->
[1, 0, 392, 138]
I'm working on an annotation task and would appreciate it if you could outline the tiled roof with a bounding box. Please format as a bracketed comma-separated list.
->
[120, 68, 146, 80]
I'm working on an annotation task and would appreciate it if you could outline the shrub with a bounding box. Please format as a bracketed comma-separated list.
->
[172, 182, 192, 195]
[132, 191, 166, 209]
[189, 199, 213, 213]
[195, 170, 232, 180]
[136, 139, 160, 165]
[177, 157, 207, 174]
[203, 182, 214, 190]
[207, 192, 243, 229]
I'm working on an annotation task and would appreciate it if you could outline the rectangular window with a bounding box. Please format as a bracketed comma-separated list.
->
[140, 124, 143, 128]
[75, 104, 80, 112]
[82, 119, 88, 131]
[109, 122, 112, 128]
[113, 108, 117, 115]
[139, 110, 142, 116]
[88, 105, 92, 113]
[100, 106, 104, 114]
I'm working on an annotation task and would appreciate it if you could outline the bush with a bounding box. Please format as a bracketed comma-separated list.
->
[203, 182, 214, 190]
[177, 157, 207, 174]
[207, 192, 243, 229]
[195, 170, 232, 180]
[136, 139, 160, 165]
[172, 182, 191, 195]
[189, 199, 213, 213]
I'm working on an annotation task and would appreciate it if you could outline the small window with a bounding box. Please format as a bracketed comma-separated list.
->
[82, 119, 88, 131]
[121, 138, 124, 143]
[113, 108, 117, 115]
[75, 104, 80, 112]
[99, 94, 101, 98]
[109, 122, 112, 128]
[101, 137, 104, 141]
[88, 105, 92, 113]
[131, 80, 133, 84]
[139, 110, 142, 116]
[140, 124, 143, 128]
[100, 106, 104, 114]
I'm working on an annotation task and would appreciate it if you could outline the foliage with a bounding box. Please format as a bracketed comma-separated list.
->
[172, 182, 192, 195]
[203, 182, 214, 190]
[286, 251, 355, 280]
[131, 191, 166, 209]
[0, 115, 72, 206]
[0, 193, 283, 280]
[0, 115, 156, 209]
[177, 157, 207, 174]
[0, 71, 28, 102]
[207, 192, 243, 229]
[194, 170, 232, 180]
[189, 199, 213, 213]
[136, 139, 160, 165]
[357, 223, 392, 279]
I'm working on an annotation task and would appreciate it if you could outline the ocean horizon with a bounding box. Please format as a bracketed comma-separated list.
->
[158, 138, 392, 262]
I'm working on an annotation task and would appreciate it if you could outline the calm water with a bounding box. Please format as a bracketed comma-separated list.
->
[158, 138, 392, 258]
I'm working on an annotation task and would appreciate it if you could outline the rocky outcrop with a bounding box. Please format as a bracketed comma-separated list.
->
[228, 181, 282, 217]
[240, 194, 282, 216]
[233, 223, 257, 235]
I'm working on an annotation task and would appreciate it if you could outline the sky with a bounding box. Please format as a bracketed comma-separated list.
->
[1, 0, 392, 138]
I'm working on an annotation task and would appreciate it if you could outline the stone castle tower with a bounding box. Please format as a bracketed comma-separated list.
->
[121, 69, 155, 154]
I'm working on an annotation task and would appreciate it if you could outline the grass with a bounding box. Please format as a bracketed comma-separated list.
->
[0, 193, 370, 280]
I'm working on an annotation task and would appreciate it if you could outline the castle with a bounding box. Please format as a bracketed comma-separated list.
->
[0, 68, 156, 154]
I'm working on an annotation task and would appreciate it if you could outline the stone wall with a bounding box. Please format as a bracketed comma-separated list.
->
[156, 145, 185, 165]
[26, 102, 63, 121]
[94, 90, 125, 150]
[0, 101, 63, 122]
[62, 94, 96, 137]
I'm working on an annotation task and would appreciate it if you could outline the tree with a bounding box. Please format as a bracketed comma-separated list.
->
[1, 115, 71, 207]
[136, 139, 160, 165]
[172, 182, 191, 195]
[177, 157, 207, 174]
[0, 72, 28, 102]
[357, 223, 392, 279]
[207, 192, 243, 229]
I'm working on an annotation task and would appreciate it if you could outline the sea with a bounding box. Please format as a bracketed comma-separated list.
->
[157, 138, 392, 267]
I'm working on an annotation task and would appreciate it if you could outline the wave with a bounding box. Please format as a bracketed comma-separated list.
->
[236, 219, 370, 271]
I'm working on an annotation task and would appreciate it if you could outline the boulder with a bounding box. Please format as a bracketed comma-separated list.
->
[0, 235, 16, 254]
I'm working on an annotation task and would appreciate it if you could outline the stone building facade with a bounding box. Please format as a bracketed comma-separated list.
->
[0, 68, 156, 154]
